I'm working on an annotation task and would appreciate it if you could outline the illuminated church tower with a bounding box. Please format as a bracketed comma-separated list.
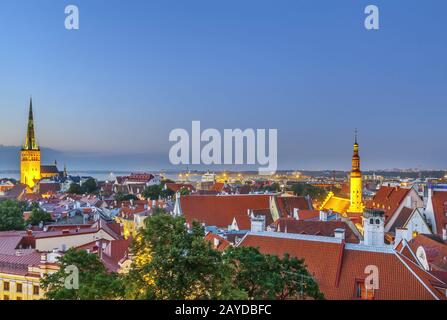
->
[20, 98, 41, 189]
[348, 130, 364, 213]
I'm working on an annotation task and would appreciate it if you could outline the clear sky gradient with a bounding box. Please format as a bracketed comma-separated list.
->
[0, 0, 446, 171]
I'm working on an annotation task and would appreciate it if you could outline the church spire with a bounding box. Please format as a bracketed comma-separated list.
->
[352, 129, 360, 173]
[23, 97, 39, 150]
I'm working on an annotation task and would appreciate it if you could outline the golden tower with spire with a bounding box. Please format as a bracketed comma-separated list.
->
[348, 129, 364, 213]
[20, 98, 41, 189]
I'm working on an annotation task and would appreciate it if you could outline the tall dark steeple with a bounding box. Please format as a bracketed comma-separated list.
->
[23, 97, 39, 150]
[352, 129, 360, 174]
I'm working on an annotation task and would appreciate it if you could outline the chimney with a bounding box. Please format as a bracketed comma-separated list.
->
[213, 237, 220, 248]
[443, 229, 447, 241]
[40, 253, 47, 263]
[319, 210, 328, 222]
[363, 209, 385, 247]
[334, 228, 345, 240]
[293, 208, 299, 220]
[250, 214, 266, 232]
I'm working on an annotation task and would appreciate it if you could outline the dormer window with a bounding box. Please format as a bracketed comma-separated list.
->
[355, 280, 374, 300]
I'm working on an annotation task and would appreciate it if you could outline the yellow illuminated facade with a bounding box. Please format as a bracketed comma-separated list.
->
[0, 262, 57, 300]
[20, 98, 41, 189]
[348, 131, 364, 213]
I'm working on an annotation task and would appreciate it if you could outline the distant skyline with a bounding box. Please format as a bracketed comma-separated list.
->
[0, 0, 446, 171]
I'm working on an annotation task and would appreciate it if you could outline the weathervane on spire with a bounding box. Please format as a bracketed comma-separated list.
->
[354, 128, 358, 145]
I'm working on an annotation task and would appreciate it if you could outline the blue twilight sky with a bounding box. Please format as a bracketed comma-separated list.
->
[0, 0, 446, 171]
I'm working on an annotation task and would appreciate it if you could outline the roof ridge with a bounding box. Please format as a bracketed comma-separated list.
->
[394, 251, 443, 300]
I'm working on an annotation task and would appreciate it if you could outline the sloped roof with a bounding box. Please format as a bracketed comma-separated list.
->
[238, 232, 445, 300]
[432, 191, 447, 235]
[204, 232, 231, 251]
[41, 165, 59, 174]
[370, 186, 411, 221]
[165, 183, 195, 193]
[408, 234, 447, 272]
[179, 194, 270, 229]
[274, 219, 360, 244]
[321, 195, 350, 214]
[275, 196, 313, 217]
[387, 207, 414, 233]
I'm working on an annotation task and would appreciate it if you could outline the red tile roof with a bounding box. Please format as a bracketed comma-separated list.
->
[239, 233, 446, 300]
[204, 232, 231, 251]
[179, 194, 270, 229]
[274, 196, 313, 217]
[432, 191, 447, 235]
[274, 218, 360, 244]
[408, 234, 447, 272]
[369, 186, 411, 221]
[296, 210, 321, 220]
[387, 207, 414, 232]
[165, 183, 195, 193]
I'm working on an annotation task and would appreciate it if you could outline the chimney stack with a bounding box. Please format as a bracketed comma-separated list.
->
[319, 210, 328, 222]
[443, 228, 447, 241]
[293, 208, 299, 220]
[334, 228, 345, 240]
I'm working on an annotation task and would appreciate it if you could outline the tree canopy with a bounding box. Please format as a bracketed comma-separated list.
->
[26, 208, 53, 226]
[0, 200, 25, 231]
[41, 248, 123, 300]
[123, 211, 324, 300]
[289, 183, 326, 202]
[42, 211, 324, 300]
[68, 178, 99, 195]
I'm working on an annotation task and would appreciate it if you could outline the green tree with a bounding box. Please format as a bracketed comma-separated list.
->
[124, 211, 323, 300]
[160, 188, 175, 199]
[290, 183, 326, 202]
[68, 183, 83, 194]
[115, 192, 138, 202]
[0, 200, 25, 231]
[142, 184, 162, 200]
[26, 208, 53, 226]
[257, 182, 281, 192]
[81, 178, 98, 194]
[41, 248, 124, 300]
[124, 212, 244, 299]
[179, 187, 191, 196]
[225, 246, 324, 300]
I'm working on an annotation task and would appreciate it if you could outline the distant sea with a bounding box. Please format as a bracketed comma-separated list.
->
[0, 170, 201, 182]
